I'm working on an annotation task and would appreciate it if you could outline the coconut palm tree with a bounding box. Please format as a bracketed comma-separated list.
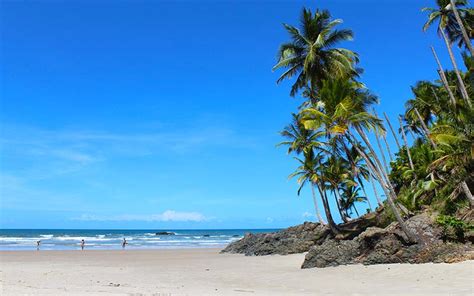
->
[340, 185, 367, 218]
[279, 113, 329, 223]
[288, 150, 328, 225]
[423, 0, 473, 53]
[273, 7, 359, 97]
[301, 78, 419, 242]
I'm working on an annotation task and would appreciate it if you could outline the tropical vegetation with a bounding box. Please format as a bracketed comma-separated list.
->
[276, 1, 473, 243]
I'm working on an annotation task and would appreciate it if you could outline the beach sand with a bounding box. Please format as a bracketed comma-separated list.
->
[0, 248, 472, 295]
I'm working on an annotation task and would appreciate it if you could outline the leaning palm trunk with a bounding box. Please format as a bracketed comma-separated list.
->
[382, 133, 393, 162]
[310, 184, 326, 224]
[431, 46, 458, 106]
[398, 116, 415, 171]
[450, 0, 474, 56]
[440, 29, 472, 107]
[369, 175, 383, 206]
[334, 189, 349, 223]
[414, 108, 437, 149]
[348, 129, 418, 243]
[383, 112, 402, 150]
[358, 177, 373, 211]
[316, 183, 340, 233]
[461, 181, 474, 205]
[372, 109, 390, 172]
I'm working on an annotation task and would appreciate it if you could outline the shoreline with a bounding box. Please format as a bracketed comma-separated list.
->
[1, 248, 473, 295]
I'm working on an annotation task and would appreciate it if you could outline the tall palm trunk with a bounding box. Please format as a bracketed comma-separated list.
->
[440, 29, 472, 107]
[461, 181, 474, 205]
[431, 46, 458, 106]
[369, 175, 383, 206]
[383, 112, 402, 150]
[353, 205, 360, 217]
[310, 184, 326, 224]
[382, 134, 393, 162]
[358, 176, 373, 211]
[449, 0, 474, 57]
[372, 109, 390, 172]
[316, 183, 339, 233]
[398, 116, 415, 171]
[348, 130, 418, 243]
[333, 188, 349, 223]
[414, 108, 437, 149]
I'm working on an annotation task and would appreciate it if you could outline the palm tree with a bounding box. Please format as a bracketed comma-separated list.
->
[279, 116, 327, 224]
[423, 0, 473, 54]
[288, 150, 327, 225]
[278, 113, 324, 155]
[423, 0, 471, 107]
[273, 7, 359, 97]
[301, 78, 419, 243]
[340, 185, 367, 218]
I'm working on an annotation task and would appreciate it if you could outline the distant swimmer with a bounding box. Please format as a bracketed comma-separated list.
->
[80, 239, 85, 250]
[122, 238, 128, 249]
[36, 240, 41, 250]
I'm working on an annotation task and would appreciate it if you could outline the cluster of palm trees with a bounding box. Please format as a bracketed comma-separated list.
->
[275, 1, 473, 243]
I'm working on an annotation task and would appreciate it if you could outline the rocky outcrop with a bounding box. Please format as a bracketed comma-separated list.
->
[221, 222, 331, 255]
[301, 239, 360, 268]
[222, 211, 473, 268]
[301, 212, 474, 268]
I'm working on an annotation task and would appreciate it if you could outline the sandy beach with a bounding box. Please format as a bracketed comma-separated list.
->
[0, 248, 472, 295]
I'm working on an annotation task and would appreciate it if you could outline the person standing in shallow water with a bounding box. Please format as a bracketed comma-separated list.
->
[122, 238, 128, 249]
[80, 239, 85, 250]
[36, 240, 41, 250]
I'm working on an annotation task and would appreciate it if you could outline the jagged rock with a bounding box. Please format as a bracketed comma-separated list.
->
[221, 222, 331, 256]
[302, 212, 474, 268]
[301, 239, 360, 268]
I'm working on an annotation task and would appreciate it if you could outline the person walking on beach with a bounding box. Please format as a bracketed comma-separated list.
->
[80, 239, 85, 250]
[122, 238, 128, 249]
[36, 240, 41, 250]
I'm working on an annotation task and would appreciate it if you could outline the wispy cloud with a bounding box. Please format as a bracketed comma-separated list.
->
[73, 210, 207, 222]
[0, 121, 259, 179]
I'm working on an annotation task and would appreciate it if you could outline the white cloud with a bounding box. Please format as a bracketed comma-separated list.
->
[73, 210, 207, 222]
[302, 212, 313, 218]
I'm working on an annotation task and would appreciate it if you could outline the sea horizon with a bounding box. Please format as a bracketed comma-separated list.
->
[0, 228, 279, 251]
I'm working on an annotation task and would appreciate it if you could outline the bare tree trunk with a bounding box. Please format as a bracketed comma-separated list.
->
[461, 181, 474, 206]
[375, 132, 390, 173]
[310, 184, 326, 225]
[440, 29, 472, 108]
[382, 134, 393, 162]
[334, 189, 349, 223]
[398, 116, 415, 171]
[431, 46, 457, 106]
[353, 205, 360, 217]
[369, 175, 383, 206]
[359, 178, 373, 211]
[414, 108, 437, 149]
[450, 0, 474, 56]
[348, 131, 418, 244]
[316, 183, 340, 233]
[383, 112, 402, 150]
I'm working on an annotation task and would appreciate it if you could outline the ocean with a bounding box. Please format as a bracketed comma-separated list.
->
[0, 229, 278, 251]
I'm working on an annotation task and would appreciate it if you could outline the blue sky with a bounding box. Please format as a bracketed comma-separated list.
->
[0, 0, 461, 229]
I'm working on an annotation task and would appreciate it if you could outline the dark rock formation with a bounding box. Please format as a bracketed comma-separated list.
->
[155, 232, 175, 236]
[301, 212, 474, 268]
[221, 222, 331, 255]
[301, 239, 360, 268]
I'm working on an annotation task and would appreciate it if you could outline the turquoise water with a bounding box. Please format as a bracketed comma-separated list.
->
[0, 229, 277, 251]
